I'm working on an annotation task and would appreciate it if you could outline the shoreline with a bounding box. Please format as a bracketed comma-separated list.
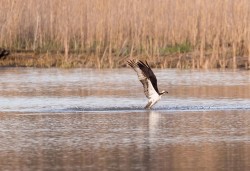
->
[0, 52, 249, 70]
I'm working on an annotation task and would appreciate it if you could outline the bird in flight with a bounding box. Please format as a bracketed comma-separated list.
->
[127, 59, 168, 109]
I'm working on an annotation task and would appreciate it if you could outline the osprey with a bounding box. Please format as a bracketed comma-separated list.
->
[127, 59, 168, 109]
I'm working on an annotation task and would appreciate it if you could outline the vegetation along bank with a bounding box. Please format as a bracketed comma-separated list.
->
[0, 0, 250, 69]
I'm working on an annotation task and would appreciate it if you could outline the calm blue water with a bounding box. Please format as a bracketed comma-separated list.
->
[0, 68, 250, 170]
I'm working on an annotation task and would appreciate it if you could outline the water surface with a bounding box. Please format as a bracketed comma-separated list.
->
[0, 68, 250, 170]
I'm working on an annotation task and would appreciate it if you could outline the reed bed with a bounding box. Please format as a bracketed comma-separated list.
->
[0, 0, 250, 68]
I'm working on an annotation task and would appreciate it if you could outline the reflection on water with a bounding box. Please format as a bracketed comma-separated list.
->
[0, 68, 250, 170]
[0, 111, 249, 171]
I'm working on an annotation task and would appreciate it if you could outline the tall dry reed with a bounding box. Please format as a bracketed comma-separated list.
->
[0, 0, 250, 68]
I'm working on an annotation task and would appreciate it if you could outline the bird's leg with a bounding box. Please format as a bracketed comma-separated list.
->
[144, 101, 152, 109]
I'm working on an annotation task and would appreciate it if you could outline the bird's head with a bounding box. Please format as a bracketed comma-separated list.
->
[159, 90, 168, 95]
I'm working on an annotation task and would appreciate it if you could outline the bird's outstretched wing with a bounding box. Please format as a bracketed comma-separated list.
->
[137, 60, 160, 94]
[127, 59, 146, 81]
[127, 59, 159, 98]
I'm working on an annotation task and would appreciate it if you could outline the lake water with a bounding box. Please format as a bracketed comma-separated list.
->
[0, 68, 250, 171]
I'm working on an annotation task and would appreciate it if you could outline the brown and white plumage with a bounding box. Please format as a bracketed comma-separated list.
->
[127, 59, 168, 109]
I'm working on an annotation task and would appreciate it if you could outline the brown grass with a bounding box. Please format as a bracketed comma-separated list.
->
[0, 0, 250, 69]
